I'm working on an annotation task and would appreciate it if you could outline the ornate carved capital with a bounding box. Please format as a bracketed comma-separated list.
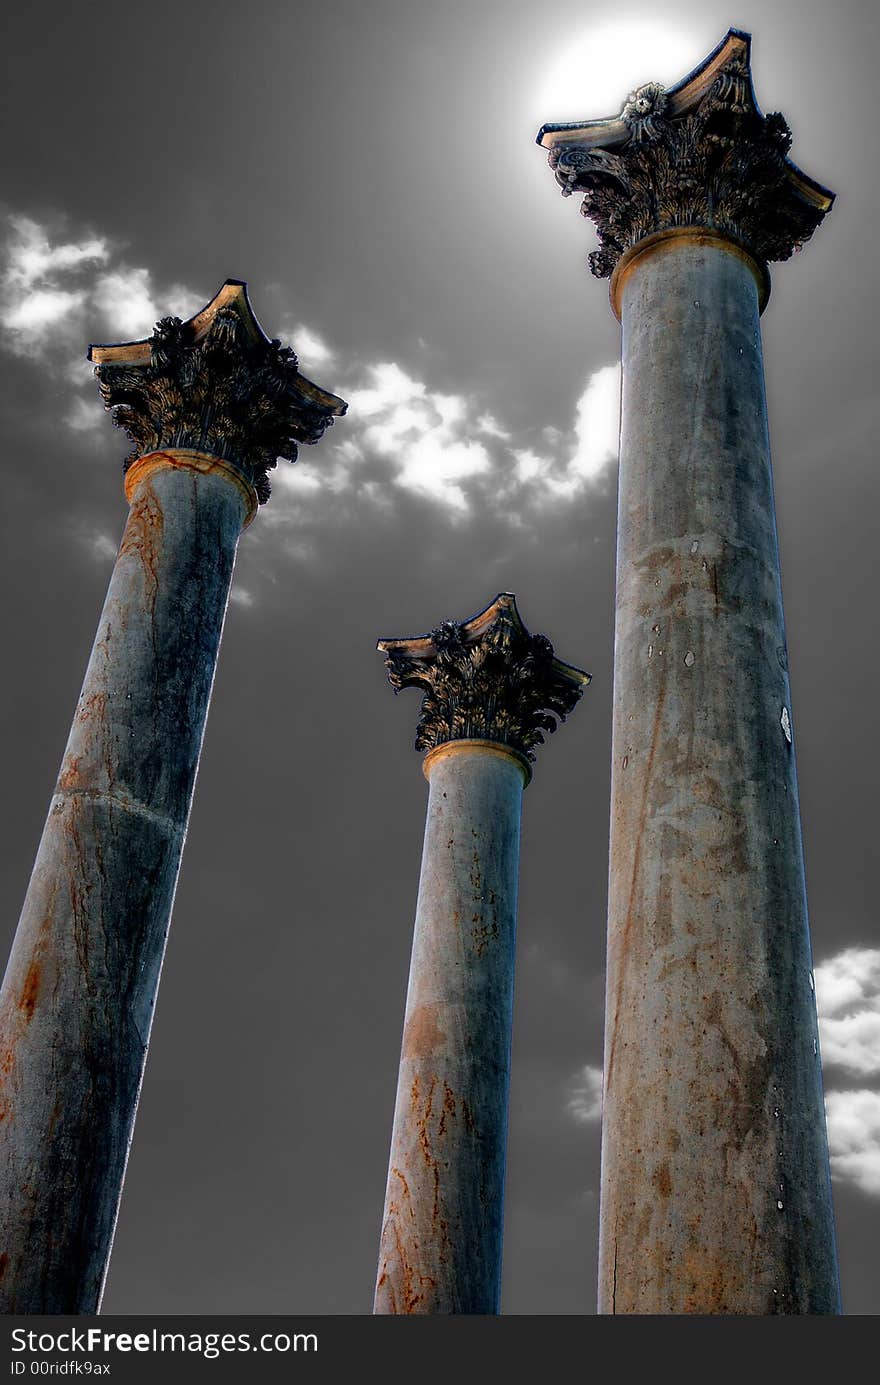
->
[89, 281, 346, 503]
[537, 29, 833, 280]
[378, 593, 590, 763]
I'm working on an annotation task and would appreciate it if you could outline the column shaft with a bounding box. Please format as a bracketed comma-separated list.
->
[599, 239, 839, 1313]
[0, 453, 252, 1312]
[374, 741, 525, 1314]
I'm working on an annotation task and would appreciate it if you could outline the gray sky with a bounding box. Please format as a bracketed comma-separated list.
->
[1, 0, 877, 1314]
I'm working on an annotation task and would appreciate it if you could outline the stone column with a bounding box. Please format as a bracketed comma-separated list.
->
[0, 281, 345, 1313]
[538, 30, 840, 1313]
[373, 594, 589, 1313]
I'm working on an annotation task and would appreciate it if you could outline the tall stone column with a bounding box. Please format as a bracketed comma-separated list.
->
[0, 281, 345, 1313]
[373, 594, 589, 1313]
[538, 31, 840, 1312]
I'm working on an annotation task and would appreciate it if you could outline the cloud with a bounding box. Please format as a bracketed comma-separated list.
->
[513, 365, 620, 502]
[4, 216, 107, 292]
[566, 1064, 603, 1123]
[815, 948, 880, 1076]
[1, 216, 106, 351]
[286, 323, 335, 368]
[0, 214, 199, 359]
[815, 948, 880, 1019]
[273, 466, 325, 496]
[570, 364, 621, 483]
[477, 412, 510, 441]
[89, 533, 119, 563]
[513, 448, 551, 485]
[229, 587, 255, 608]
[398, 434, 490, 512]
[92, 268, 160, 340]
[825, 1090, 880, 1196]
[346, 361, 426, 419]
[1, 209, 621, 543]
[3, 286, 86, 334]
[814, 948, 880, 1195]
[66, 397, 103, 433]
[290, 357, 620, 521]
[345, 362, 491, 512]
[822, 1011, 880, 1079]
[71, 530, 118, 564]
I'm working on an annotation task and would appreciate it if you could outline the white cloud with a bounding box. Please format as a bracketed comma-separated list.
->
[165, 283, 205, 320]
[1, 211, 619, 532]
[477, 412, 510, 441]
[72, 530, 118, 564]
[825, 1090, 880, 1196]
[815, 948, 880, 1076]
[570, 363, 621, 482]
[273, 466, 324, 495]
[4, 216, 107, 291]
[65, 357, 96, 388]
[89, 533, 119, 563]
[567, 1064, 603, 1123]
[1, 217, 106, 351]
[93, 268, 159, 339]
[814, 948, 880, 1195]
[268, 357, 621, 528]
[1, 213, 199, 359]
[507, 366, 620, 503]
[229, 587, 255, 608]
[821, 1011, 880, 1078]
[397, 434, 490, 511]
[513, 448, 551, 484]
[91, 272, 203, 341]
[66, 397, 103, 432]
[3, 287, 85, 334]
[532, 364, 620, 499]
[346, 362, 490, 513]
[347, 361, 426, 419]
[815, 948, 880, 1019]
[290, 323, 335, 367]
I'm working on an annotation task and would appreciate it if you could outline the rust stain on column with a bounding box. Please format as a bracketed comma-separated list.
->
[373, 594, 589, 1313]
[0, 281, 345, 1313]
[538, 29, 839, 1313]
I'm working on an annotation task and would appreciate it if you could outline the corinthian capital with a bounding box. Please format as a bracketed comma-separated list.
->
[89, 280, 347, 503]
[378, 593, 590, 762]
[537, 29, 833, 279]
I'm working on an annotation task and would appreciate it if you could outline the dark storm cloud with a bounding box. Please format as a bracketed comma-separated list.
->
[1, 0, 878, 1317]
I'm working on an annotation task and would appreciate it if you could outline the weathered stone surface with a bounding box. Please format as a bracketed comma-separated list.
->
[0, 282, 345, 1312]
[538, 28, 840, 1316]
[0, 454, 252, 1312]
[599, 237, 840, 1314]
[374, 741, 527, 1314]
[374, 597, 589, 1313]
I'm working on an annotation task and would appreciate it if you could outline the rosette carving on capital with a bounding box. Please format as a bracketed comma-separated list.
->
[538, 30, 833, 280]
[378, 593, 590, 762]
[620, 81, 668, 142]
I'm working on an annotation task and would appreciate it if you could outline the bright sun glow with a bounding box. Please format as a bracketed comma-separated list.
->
[533, 19, 709, 126]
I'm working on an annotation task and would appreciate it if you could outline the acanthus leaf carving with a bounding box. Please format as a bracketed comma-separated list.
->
[379, 595, 589, 763]
[94, 307, 342, 503]
[544, 60, 829, 278]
